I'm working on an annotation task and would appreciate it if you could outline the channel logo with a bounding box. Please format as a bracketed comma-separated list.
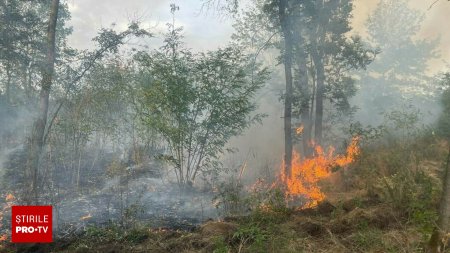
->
[11, 206, 52, 243]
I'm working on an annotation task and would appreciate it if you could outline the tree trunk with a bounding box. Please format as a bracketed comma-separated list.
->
[279, 0, 294, 176]
[428, 144, 450, 253]
[312, 0, 327, 147]
[311, 48, 324, 146]
[292, 19, 312, 157]
[296, 45, 312, 157]
[28, 0, 60, 204]
[6, 64, 11, 104]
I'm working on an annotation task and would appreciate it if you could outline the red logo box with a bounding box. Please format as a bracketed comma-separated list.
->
[11, 206, 52, 243]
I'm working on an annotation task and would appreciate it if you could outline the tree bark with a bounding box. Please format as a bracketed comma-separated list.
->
[28, 0, 60, 204]
[6, 64, 11, 104]
[311, 0, 327, 147]
[312, 50, 325, 146]
[428, 144, 450, 253]
[279, 0, 294, 176]
[292, 17, 312, 157]
[296, 45, 312, 157]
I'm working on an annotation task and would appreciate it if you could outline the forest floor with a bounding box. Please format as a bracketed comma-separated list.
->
[1, 189, 436, 253]
[2, 137, 447, 253]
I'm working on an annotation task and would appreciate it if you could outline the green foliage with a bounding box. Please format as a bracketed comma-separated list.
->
[247, 183, 289, 215]
[351, 229, 383, 250]
[85, 224, 123, 243]
[212, 236, 230, 253]
[84, 224, 149, 244]
[135, 22, 268, 185]
[213, 179, 248, 216]
[348, 122, 384, 143]
[383, 104, 423, 140]
[123, 228, 149, 244]
[377, 170, 438, 218]
[232, 223, 268, 252]
[0, 0, 73, 105]
[123, 203, 145, 229]
[213, 176, 290, 219]
[354, 107, 442, 239]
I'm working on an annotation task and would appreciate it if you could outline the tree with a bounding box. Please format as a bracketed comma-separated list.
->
[278, 0, 294, 175]
[235, 0, 374, 155]
[134, 15, 268, 186]
[8, 1, 150, 202]
[295, 0, 375, 147]
[0, 0, 72, 105]
[27, 0, 60, 204]
[428, 0, 450, 10]
[353, 0, 439, 126]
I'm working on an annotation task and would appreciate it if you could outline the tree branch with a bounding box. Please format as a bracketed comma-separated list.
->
[428, 0, 449, 10]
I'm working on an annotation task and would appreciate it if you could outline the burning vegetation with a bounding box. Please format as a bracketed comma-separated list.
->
[280, 137, 360, 208]
[1, 0, 450, 252]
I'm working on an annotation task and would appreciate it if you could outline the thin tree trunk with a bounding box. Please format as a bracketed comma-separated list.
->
[428, 144, 450, 253]
[29, 0, 60, 204]
[293, 21, 311, 157]
[312, 50, 325, 146]
[312, 0, 327, 147]
[6, 64, 11, 104]
[309, 57, 316, 144]
[297, 46, 311, 157]
[279, 0, 294, 176]
[22, 63, 29, 100]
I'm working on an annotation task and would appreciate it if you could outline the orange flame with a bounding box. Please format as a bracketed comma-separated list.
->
[5, 194, 14, 202]
[296, 125, 304, 135]
[0, 193, 15, 244]
[80, 213, 92, 221]
[280, 137, 360, 208]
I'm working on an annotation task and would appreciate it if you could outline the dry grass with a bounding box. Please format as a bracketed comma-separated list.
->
[3, 137, 447, 253]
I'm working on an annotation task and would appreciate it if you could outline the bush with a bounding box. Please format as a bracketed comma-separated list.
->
[349, 105, 443, 239]
[213, 178, 249, 217]
[232, 223, 268, 252]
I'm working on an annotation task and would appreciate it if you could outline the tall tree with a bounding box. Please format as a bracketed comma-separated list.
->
[278, 0, 294, 175]
[234, 0, 374, 155]
[28, 0, 60, 204]
[354, 0, 439, 126]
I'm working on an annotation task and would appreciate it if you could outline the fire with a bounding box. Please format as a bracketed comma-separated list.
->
[296, 125, 304, 135]
[80, 213, 92, 221]
[0, 193, 15, 244]
[5, 194, 14, 202]
[280, 137, 360, 208]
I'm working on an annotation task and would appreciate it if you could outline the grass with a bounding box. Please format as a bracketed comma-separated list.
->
[3, 134, 447, 253]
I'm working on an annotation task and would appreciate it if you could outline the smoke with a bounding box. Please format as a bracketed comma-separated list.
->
[67, 0, 234, 52]
[55, 176, 218, 233]
[224, 65, 286, 183]
[352, 0, 450, 74]
[1, 0, 449, 240]
[0, 151, 6, 180]
[0, 102, 35, 182]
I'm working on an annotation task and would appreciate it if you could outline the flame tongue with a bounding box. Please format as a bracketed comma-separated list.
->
[280, 137, 360, 208]
[1, 193, 15, 242]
